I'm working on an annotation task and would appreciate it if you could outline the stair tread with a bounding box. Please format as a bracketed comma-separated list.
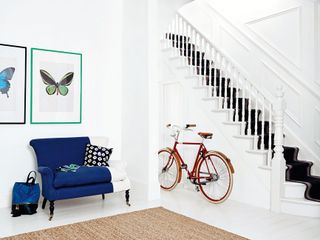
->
[284, 145, 320, 201]
[284, 181, 306, 187]
[246, 150, 268, 154]
[233, 135, 254, 139]
[287, 161, 313, 167]
[291, 176, 320, 185]
[202, 97, 220, 101]
[281, 197, 320, 205]
[223, 121, 244, 125]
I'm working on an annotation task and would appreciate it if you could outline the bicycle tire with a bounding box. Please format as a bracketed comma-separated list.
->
[158, 148, 181, 191]
[196, 152, 233, 203]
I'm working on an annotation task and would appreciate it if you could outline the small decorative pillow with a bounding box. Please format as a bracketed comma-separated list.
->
[83, 144, 113, 167]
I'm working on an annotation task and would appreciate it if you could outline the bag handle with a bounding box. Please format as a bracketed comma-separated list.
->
[26, 171, 37, 184]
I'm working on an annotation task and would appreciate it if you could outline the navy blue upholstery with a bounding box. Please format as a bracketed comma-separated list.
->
[54, 166, 112, 188]
[45, 182, 113, 201]
[30, 137, 90, 170]
[30, 137, 114, 202]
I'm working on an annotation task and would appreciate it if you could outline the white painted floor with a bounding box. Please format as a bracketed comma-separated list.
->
[162, 186, 320, 240]
[1, 183, 320, 239]
[0, 183, 159, 238]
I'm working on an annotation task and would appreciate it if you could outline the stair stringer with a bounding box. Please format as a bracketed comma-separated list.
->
[161, 49, 272, 209]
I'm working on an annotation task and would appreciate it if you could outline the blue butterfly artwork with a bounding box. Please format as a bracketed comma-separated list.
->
[0, 67, 15, 98]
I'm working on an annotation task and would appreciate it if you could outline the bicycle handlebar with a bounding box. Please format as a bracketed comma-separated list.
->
[166, 124, 196, 130]
[186, 124, 196, 129]
[166, 124, 197, 140]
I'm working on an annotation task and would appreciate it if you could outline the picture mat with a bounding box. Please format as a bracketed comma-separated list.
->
[31, 49, 82, 124]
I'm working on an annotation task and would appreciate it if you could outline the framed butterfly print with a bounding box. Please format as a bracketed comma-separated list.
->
[30, 48, 82, 124]
[0, 43, 27, 124]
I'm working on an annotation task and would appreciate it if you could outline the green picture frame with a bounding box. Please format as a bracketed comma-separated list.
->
[30, 48, 82, 124]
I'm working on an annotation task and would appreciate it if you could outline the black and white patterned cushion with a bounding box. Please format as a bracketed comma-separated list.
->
[83, 144, 113, 167]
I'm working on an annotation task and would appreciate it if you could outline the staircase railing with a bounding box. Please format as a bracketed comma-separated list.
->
[162, 13, 286, 211]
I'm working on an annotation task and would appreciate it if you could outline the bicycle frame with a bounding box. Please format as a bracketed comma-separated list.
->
[159, 124, 234, 203]
[172, 140, 209, 181]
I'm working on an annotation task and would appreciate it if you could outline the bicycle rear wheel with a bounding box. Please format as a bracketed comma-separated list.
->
[196, 152, 233, 203]
[158, 148, 181, 191]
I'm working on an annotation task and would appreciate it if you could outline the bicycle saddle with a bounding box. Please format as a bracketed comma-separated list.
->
[198, 132, 213, 139]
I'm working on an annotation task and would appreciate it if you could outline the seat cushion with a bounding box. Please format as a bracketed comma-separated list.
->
[54, 166, 112, 188]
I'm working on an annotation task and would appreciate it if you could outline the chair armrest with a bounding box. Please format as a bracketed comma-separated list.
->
[38, 166, 55, 195]
[38, 166, 54, 176]
[108, 160, 127, 170]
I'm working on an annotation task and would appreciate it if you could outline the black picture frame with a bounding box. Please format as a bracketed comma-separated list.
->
[0, 43, 27, 124]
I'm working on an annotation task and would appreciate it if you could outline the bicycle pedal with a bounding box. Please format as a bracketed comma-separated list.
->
[195, 186, 200, 192]
[198, 181, 207, 185]
[193, 181, 207, 186]
[180, 164, 187, 170]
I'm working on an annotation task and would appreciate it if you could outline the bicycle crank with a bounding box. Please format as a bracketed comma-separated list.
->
[192, 179, 207, 186]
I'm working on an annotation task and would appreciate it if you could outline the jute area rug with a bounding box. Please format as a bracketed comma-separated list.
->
[3, 207, 248, 240]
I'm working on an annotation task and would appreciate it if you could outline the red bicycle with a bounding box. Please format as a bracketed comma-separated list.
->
[158, 124, 234, 203]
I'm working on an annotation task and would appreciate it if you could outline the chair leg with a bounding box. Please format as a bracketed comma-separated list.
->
[102, 194, 105, 200]
[49, 201, 55, 221]
[125, 190, 131, 206]
[42, 198, 47, 209]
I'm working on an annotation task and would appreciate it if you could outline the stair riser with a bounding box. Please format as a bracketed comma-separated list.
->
[211, 110, 231, 122]
[203, 98, 220, 109]
[222, 123, 242, 136]
[215, 87, 237, 98]
[281, 200, 320, 218]
[225, 98, 249, 110]
[257, 134, 275, 150]
[233, 109, 261, 123]
[284, 183, 306, 199]
[286, 166, 312, 181]
[188, 54, 205, 66]
[206, 77, 229, 89]
[284, 147, 299, 162]
[245, 122, 271, 136]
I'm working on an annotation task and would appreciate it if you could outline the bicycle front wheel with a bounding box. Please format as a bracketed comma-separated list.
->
[196, 152, 233, 203]
[158, 148, 181, 191]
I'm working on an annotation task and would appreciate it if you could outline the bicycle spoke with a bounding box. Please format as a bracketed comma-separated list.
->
[158, 150, 179, 190]
[197, 153, 233, 203]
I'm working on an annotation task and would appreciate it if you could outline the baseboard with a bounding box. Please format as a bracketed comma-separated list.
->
[0, 191, 11, 209]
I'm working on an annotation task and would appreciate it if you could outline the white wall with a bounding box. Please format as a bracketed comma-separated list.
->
[122, 0, 192, 200]
[0, 0, 123, 208]
[148, 0, 194, 200]
[177, 0, 320, 173]
[122, 0, 149, 195]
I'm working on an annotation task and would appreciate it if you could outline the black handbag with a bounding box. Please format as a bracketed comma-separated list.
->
[11, 171, 40, 217]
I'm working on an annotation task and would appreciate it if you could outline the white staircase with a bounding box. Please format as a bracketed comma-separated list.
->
[160, 13, 320, 218]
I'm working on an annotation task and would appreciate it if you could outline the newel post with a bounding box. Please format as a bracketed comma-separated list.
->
[270, 86, 286, 213]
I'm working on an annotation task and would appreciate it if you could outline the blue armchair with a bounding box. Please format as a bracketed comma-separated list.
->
[30, 137, 131, 220]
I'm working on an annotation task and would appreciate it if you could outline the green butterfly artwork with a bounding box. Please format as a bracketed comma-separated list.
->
[40, 69, 74, 96]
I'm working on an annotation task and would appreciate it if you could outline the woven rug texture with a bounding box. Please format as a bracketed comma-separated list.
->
[2, 207, 248, 240]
